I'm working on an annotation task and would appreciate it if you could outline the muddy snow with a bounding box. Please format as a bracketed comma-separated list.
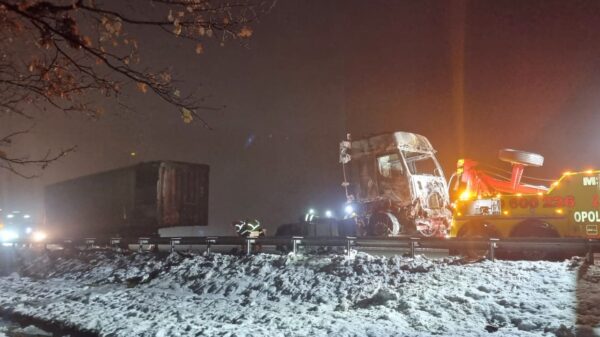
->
[0, 249, 598, 337]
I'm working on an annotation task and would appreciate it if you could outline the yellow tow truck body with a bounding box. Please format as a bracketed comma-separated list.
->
[452, 170, 600, 239]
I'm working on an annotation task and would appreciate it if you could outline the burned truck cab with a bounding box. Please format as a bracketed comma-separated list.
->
[340, 132, 451, 237]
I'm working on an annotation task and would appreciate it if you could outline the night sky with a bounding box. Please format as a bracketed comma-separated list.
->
[3, 0, 600, 233]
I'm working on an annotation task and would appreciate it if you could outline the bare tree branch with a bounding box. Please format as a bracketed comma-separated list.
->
[0, 127, 76, 178]
[0, 0, 273, 176]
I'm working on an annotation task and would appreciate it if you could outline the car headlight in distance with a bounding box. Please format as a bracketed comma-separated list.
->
[0, 229, 19, 242]
[32, 231, 47, 242]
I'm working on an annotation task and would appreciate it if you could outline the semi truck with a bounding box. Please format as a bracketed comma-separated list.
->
[44, 161, 209, 239]
[277, 131, 453, 239]
[339, 131, 452, 238]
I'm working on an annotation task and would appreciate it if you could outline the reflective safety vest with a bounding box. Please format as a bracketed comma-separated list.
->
[304, 213, 316, 222]
[234, 219, 262, 237]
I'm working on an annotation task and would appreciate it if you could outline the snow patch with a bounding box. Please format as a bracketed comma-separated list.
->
[0, 250, 596, 337]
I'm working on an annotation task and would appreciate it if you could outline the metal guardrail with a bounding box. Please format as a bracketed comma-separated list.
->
[3, 236, 599, 263]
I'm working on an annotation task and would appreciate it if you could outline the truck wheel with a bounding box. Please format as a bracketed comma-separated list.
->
[458, 222, 496, 260]
[368, 213, 400, 237]
[498, 149, 544, 167]
[510, 220, 559, 260]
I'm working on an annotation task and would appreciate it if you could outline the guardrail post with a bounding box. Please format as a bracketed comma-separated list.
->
[488, 238, 499, 261]
[85, 238, 95, 250]
[292, 236, 303, 255]
[206, 237, 217, 255]
[138, 238, 149, 253]
[410, 237, 421, 258]
[63, 239, 73, 251]
[586, 239, 595, 265]
[246, 238, 254, 255]
[110, 238, 121, 251]
[346, 237, 356, 257]
[170, 237, 181, 253]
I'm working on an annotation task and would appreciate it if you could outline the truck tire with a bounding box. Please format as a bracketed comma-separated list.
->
[498, 149, 544, 167]
[457, 221, 498, 260]
[509, 220, 559, 260]
[368, 213, 401, 237]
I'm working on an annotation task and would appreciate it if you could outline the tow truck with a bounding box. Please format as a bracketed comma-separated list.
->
[452, 149, 600, 244]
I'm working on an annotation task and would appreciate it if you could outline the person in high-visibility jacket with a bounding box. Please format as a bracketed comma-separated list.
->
[232, 219, 265, 253]
[232, 219, 265, 238]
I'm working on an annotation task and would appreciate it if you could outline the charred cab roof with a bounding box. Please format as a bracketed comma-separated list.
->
[351, 131, 435, 156]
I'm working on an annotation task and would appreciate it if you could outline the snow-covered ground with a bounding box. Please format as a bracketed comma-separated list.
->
[0, 249, 599, 337]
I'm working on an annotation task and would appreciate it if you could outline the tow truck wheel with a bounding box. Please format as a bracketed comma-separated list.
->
[458, 222, 496, 260]
[498, 149, 544, 167]
[510, 220, 559, 260]
[368, 213, 400, 237]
